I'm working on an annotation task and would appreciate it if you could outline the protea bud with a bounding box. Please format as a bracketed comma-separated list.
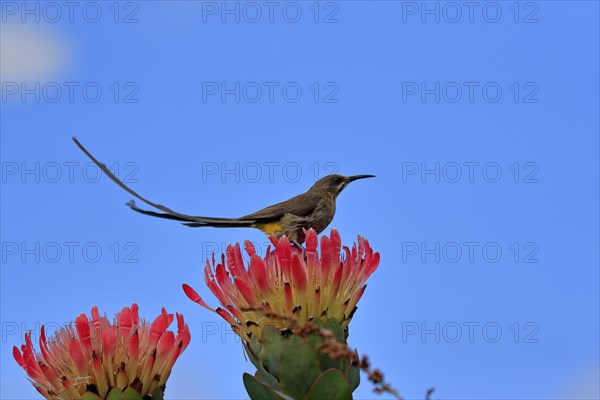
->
[13, 304, 191, 400]
[183, 229, 379, 399]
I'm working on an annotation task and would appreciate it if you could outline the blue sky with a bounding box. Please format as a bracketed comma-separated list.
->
[1, 1, 599, 399]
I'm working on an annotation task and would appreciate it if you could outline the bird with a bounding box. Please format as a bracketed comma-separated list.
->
[72, 137, 374, 243]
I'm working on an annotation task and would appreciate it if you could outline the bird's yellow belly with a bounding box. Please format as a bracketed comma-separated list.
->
[256, 222, 284, 236]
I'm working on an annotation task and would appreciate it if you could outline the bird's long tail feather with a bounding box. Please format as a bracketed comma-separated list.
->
[72, 137, 255, 228]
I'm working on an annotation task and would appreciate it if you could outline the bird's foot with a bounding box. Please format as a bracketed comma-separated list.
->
[291, 241, 308, 260]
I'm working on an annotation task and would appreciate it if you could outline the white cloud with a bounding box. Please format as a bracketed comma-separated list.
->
[0, 24, 70, 83]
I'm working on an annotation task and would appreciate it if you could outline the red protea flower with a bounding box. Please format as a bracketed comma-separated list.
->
[183, 228, 379, 341]
[13, 304, 191, 400]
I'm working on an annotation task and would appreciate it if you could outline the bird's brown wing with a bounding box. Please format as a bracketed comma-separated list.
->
[240, 192, 320, 222]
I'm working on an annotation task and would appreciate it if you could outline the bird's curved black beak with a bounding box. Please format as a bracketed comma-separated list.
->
[347, 174, 376, 182]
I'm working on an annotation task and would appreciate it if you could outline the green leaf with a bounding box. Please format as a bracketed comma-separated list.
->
[307, 369, 353, 400]
[318, 349, 344, 372]
[82, 393, 102, 400]
[255, 368, 281, 391]
[279, 336, 321, 399]
[260, 325, 286, 379]
[346, 365, 361, 392]
[119, 387, 143, 400]
[243, 372, 284, 400]
[326, 319, 346, 343]
[106, 388, 123, 400]
[245, 339, 281, 390]
[317, 319, 346, 371]
[306, 319, 325, 348]
[246, 340, 264, 372]
[151, 387, 165, 400]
